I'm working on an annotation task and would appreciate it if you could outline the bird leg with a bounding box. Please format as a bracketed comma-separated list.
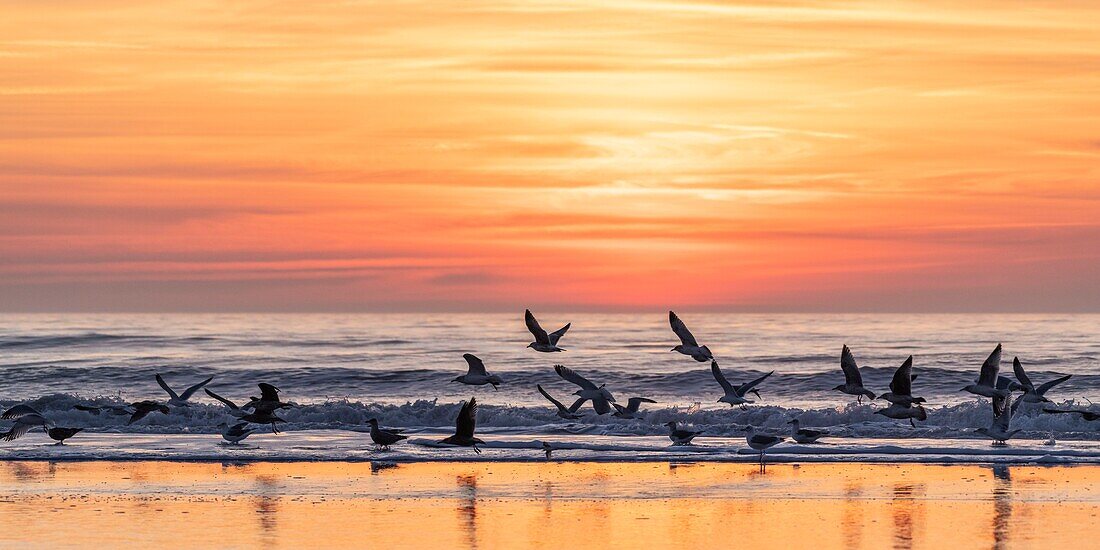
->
[472, 445, 481, 455]
[740, 404, 749, 411]
[857, 395, 863, 405]
[910, 418, 916, 428]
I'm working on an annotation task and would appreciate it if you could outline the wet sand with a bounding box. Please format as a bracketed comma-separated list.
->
[0, 461, 1096, 549]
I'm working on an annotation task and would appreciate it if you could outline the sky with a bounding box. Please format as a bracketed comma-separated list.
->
[2, 0, 1099, 312]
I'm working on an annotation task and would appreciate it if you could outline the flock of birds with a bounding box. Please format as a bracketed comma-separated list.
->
[2, 310, 1096, 470]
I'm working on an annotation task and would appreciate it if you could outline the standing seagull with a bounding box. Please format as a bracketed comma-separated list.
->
[879, 356, 925, 407]
[665, 421, 704, 445]
[0, 405, 52, 442]
[366, 418, 408, 450]
[536, 384, 585, 420]
[1012, 357, 1071, 404]
[612, 397, 657, 419]
[156, 374, 214, 407]
[976, 394, 1023, 445]
[668, 311, 713, 362]
[452, 354, 503, 389]
[219, 422, 255, 444]
[743, 426, 785, 471]
[832, 345, 876, 404]
[711, 360, 774, 409]
[961, 344, 1010, 399]
[787, 419, 827, 444]
[46, 427, 83, 445]
[554, 365, 615, 415]
[440, 398, 485, 453]
[525, 310, 570, 352]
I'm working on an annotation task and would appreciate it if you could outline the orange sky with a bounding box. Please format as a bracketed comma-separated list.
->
[2, 1, 1099, 312]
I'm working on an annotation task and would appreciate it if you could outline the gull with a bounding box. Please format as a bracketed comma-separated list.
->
[1042, 408, 1100, 421]
[452, 354, 503, 389]
[536, 384, 585, 420]
[525, 309, 570, 352]
[961, 344, 1010, 399]
[612, 397, 657, 419]
[787, 419, 827, 444]
[46, 428, 83, 445]
[204, 389, 249, 418]
[440, 397, 485, 453]
[879, 356, 925, 407]
[366, 418, 408, 450]
[874, 403, 928, 427]
[668, 311, 713, 362]
[991, 376, 1018, 417]
[665, 421, 703, 445]
[711, 360, 774, 409]
[156, 374, 214, 407]
[219, 422, 255, 444]
[0, 405, 52, 442]
[743, 426, 784, 471]
[976, 394, 1024, 445]
[832, 345, 875, 403]
[127, 400, 170, 425]
[1012, 357, 1072, 404]
[73, 403, 131, 417]
[240, 410, 287, 434]
[554, 365, 615, 415]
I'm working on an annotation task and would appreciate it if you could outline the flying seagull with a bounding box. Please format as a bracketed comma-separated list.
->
[366, 418, 407, 450]
[1012, 357, 1071, 404]
[0, 405, 52, 442]
[833, 345, 876, 403]
[711, 360, 773, 409]
[743, 426, 784, 471]
[204, 388, 249, 418]
[879, 356, 925, 407]
[219, 422, 255, 444]
[554, 365, 615, 415]
[787, 419, 827, 444]
[156, 374, 214, 407]
[668, 311, 713, 362]
[525, 309, 570, 352]
[46, 427, 83, 445]
[976, 394, 1023, 445]
[612, 397, 657, 419]
[73, 403, 131, 417]
[126, 401, 171, 425]
[440, 397, 485, 453]
[665, 421, 703, 445]
[873, 403, 928, 427]
[452, 354, 503, 389]
[536, 384, 585, 420]
[961, 344, 1010, 399]
[1042, 407, 1100, 422]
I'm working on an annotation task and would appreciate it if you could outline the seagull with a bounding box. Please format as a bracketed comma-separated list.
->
[612, 397, 657, 419]
[873, 403, 928, 427]
[668, 311, 713, 362]
[219, 422, 255, 444]
[46, 427, 83, 445]
[1012, 357, 1071, 404]
[879, 356, 925, 407]
[711, 360, 773, 409]
[833, 345, 876, 403]
[554, 365, 615, 415]
[452, 354, 503, 389]
[743, 426, 784, 471]
[961, 344, 1010, 399]
[1042, 407, 1100, 421]
[73, 403, 131, 417]
[239, 411, 287, 434]
[204, 389, 249, 418]
[366, 418, 408, 450]
[127, 400, 170, 425]
[440, 397, 485, 453]
[536, 384, 585, 420]
[976, 394, 1023, 445]
[243, 383, 291, 415]
[156, 374, 214, 407]
[787, 419, 827, 444]
[665, 421, 703, 445]
[0, 405, 52, 442]
[525, 309, 570, 352]
[991, 376, 1018, 417]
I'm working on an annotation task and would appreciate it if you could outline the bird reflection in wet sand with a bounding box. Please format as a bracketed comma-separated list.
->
[891, 483, 926, 550]
[253, 474, 281, 547]
[457, 474, 479, 549]
[841, 481, 864, 549]
[992, 465, 1013, 550]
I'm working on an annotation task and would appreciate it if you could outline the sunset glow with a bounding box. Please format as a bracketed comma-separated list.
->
[3, 1, 1099, 311]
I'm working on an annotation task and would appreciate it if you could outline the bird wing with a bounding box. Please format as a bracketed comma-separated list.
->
[547, 323, 570, 346]
[127, 409, 151, 425]
[525, 309, 550, 345]
[710, 361, 734, 393]
[2, 421, 37, 441]
[567, 398, 587, 413]
[590, 396, 612, 415]
[978, 344, 1002, 386]
[992, 391, 1008, 417]
[627, 397, 656, 409]
[1, 404, 42, 420]
[840, 345, 863, 386]
[204, 389, 239, 410]
[890, 356, 914, 395]
[73, 404, 102, 415]
[737, 371, 774, 395]
[463, 354, 487, 376]
[668, 311, 699, 347]
[1012, 357, 1034, 390]
[554, 365, 597, 390]
[536, 384, 569, 413]
[455, 398, 478, 438]
[258, 383, 281, 402]
[1036, 374, 1072, 395]
[155, 374, 179, 399]
[179, 376, 214, 400]
[994, 395, 1024, 431]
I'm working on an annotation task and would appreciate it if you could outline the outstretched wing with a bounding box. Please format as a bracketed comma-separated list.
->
[204, 389, 239, 410]
[155, 374, 179, 399]
[547, 323, 570, 346]
[1, 404, 42, 420]
[258, 383, 280, 402]
[994, 395, 1024, 431]
[554, 364, 597, 390]
[738, 370, 774, 395]
[567, 398, 587, 413]
[463, 354, 487, 376]
[1012, 357, 1034, 390]
[711, 361, 734, 393]
[127, 408, 151, 425]
[179, 376, 214, 400]
[890, 356, 914, 395]
[525, 309, 550, 345]
[669, 311, 698, 347]
[978, 344, 1002, 386]
[1, 421, 37, 441]
[840, 345, 863, 386]
[536, 384, 569, 413]
[455, 398, 477, 438]
[1036, 374, 1072, 396]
